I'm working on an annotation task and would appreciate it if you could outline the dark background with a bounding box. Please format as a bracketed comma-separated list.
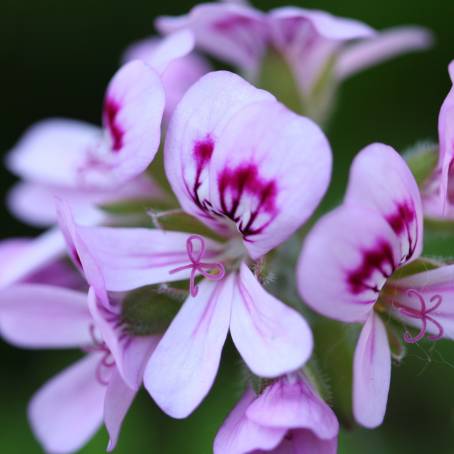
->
[2, 0, 454, 452]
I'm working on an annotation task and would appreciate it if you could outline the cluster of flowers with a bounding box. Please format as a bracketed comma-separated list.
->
[1, 1, 452, 453]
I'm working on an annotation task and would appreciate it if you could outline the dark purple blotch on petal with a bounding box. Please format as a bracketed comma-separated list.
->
[385, 201, 417, 260]
[104, 97, 124, 152]
[217, 162, 278, 239]
[347, 240, 396, 295]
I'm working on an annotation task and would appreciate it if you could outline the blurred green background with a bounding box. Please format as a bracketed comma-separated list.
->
[2, 0, 454, 452]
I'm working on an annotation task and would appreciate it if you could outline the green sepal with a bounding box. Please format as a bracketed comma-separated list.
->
[390, 257, 442, 280]
[256, 49, 337, 125]
[99, 197, 174, 216]
[156, 211, 224, 240]
[403, 141, 438, 186]
[121, 286, 183, 336]
[257, 49, 303, 115]
[386, 323, 406, 363]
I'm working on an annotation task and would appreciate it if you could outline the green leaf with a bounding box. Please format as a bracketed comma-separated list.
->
[403, 141, 438, 186]
[121, 287, 182, 336]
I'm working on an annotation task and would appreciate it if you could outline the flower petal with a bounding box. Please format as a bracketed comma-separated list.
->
[104, 368, 137, 452]
[144, 276, 234, 418]
[157, 3, 267, 74]
[273, 430, 337, 454]
[80, 61, 165, 188]
[345, 143, 423, 262]
[29, 354, 105, 454]
[231, 263, 312, 377]
[88, 288, 158, 390]
[0, 284, 91, 348]
[246, 376, 338, 440]
[56, 199, 108, 306]
[208, 100, 331, 258]
[438, 61, 454, 212]
[130, 30, 195, 75]
[122, 35, 210, 120]
[336, 26, 433, 81]
[270, 7, 374, 42]
[0, 228, 66, 288]
[213, 389, 286, 454]
[6, 118, 101, 188]
[164, 70, 274, 229]
[298, 205, 402, 323]
[353, 313, 391, 428]
[69, 224, 222, 292]
[387, 264, 454, 340]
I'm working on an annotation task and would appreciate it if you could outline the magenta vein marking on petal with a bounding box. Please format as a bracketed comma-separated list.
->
[104, 96, 124, 152]
[217, 163, 279, 239]
[169, 235, 225, 297]
[236, 274, 270, 339]
[191, 278, 226, 337]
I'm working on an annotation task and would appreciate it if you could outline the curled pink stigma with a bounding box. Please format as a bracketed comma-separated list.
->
[394, 289, 444, 344]
[82, 324, 115, 385]
[169, 235, 226, 297]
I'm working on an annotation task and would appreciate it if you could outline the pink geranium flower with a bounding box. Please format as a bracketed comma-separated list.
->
[298, 143, 454, 428]
[214, 374, 339, 454]
[2, 32, 195, 287]
[0, 284, 158, 453]
[56, 70, 332, 418]
[156, 3, 432, 99]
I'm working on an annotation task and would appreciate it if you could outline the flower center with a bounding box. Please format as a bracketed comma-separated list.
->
[169, 235, 226, 297]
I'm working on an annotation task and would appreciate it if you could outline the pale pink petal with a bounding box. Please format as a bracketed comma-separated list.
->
[297, 205, 402, 323]
[0, 228, 66, 288]
[157, 4, 267, 74]
[336, 26, 433, 81]
[231, 263, 312, 377]
[353, 313, 391, 428]
[213, 389, 286, 454]
[438, 61, 454, 212]
[88, 288, 158, 390]
[208, 100, 331, 258]
[29, 354, 105, 454]
[270, 7, 374, 42]
[56, 199, 108, 306]
[72, 224, 222, 291]
[386, 264, 454, 340]
[122, 35, 211, 121]
[164, 70, 274, 229]
[0, 284, 91, 348]
[134, 30, 195, 75]
[6, 118, 101, 188]
[0, 238, 82, 288]
[79, 61, 165, 188]
[104, 368, 137, 452]
[271, 430, 337, 454]
[144, 276, 234, 418]
[345, 143, 423, 262]
[246, 376, 338, 440]
[7, 182, 105, 227]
